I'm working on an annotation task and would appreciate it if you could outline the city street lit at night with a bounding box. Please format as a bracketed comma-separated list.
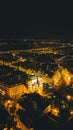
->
[0, 40, 73, 130]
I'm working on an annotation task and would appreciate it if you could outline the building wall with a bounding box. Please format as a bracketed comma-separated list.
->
[27, 80, 43, 93]
[7, 84, 27, 97]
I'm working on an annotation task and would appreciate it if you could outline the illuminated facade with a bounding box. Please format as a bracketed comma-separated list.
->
[27, 76, 43, 93]
[52, 68, 73, 88]
[7, 84, 27, 97]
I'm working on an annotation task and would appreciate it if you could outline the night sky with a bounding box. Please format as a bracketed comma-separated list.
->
[0, 1, 73, 39]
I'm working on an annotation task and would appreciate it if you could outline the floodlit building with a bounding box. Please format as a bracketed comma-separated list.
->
[0, 83, 27, 98]
[27, 75, 43, 94]
[6, 84, 27, 97]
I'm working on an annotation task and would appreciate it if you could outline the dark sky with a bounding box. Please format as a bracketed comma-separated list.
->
[0, 1, 73, 39]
